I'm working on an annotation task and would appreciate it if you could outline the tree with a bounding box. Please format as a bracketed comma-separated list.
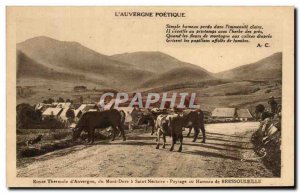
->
[16, 103, 41, 129]
[66, 109, 75, 119]
[79, 96, 83, 104]
[47, 98, 55, 104]
[57, 97, 64, 103]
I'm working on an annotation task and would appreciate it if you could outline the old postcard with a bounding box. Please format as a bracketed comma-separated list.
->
[6, 6, 294, 187]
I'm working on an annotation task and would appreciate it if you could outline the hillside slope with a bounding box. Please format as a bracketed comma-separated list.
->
[110, 51, 208, 74]
[17, 36, 154, 89]
[217, 52, 282, 80]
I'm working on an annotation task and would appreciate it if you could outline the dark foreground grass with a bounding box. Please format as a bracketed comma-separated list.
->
[251, 126, 281, 177]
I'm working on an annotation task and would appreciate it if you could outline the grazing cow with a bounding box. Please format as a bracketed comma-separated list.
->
[184, 110, 206, 143]
[72, 109, 126, 144]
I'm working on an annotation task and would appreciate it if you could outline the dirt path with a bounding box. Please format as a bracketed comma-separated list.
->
[17, 122, 273, 178]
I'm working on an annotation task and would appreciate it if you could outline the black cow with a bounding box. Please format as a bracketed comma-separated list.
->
[72, 109, 126, 144]
[184, 110, 206, 143]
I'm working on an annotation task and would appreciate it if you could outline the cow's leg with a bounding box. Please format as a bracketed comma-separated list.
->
[192, 127, 200, 142]
[162, 134, 166, 148]
[118, 129, 122, 138]
[90, 128, 95, 144]
[200, 125, 206, 143]
[111, 126, 117, 141]
[87, 128, 92, 144]
[151, 128, 154, 135]
[118, 124, 126, 141]
[178, 134, 183, 152]
[156, 129, 161, 149]
[187, 127, 192, 137]
[170, 134, 176, 151]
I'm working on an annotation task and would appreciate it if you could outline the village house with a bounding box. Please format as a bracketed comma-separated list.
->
[42, 107, 63, 120]
[35, 103, 52, 112]
[56, 102, 72, 109]
[59, 107, 76, 125]
[236, 109, 253, 121]
[211, 107, 253, 122]
[211, 108, 237, 121]
[77, 104, 99, 113]
[73, 109, 83, 122]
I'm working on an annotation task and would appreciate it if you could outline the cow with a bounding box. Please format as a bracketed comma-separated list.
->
[72, 109, 126, 144]
[184, 110, 206, 143]
[152, 113, 176, 134]
[150, 108, 171, 135]
[155, 113, 185, 152]
[138, 111, 155, 132]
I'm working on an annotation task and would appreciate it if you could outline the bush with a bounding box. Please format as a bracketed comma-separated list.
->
[251, 122, 281, 177]
[16, 103, 42, 129]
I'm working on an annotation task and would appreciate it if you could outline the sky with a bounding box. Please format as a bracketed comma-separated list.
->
[11, 7, 284, 73]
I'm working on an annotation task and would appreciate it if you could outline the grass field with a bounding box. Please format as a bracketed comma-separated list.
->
[17, 79, 281, 112]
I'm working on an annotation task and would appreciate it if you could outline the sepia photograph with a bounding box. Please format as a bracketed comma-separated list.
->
[6, 6, 294, 187]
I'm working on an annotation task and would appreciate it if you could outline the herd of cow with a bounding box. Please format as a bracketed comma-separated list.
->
[72, 108, 205, 152]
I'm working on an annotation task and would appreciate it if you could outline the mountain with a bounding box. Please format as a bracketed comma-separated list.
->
[216, 52, 282, 80]
[16, 36, 281, 93]
[17, 50, 85, 81]
[17, 36, 154, 90]
[139, 66, 215, 89]
[110, 51, 209, 74]
[17, 36, 213, 90]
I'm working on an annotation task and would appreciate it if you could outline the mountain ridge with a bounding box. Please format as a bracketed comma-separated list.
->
[16, 36, 282, 91]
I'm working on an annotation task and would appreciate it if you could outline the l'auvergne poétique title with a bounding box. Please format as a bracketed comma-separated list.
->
[114, 11, 186, 18]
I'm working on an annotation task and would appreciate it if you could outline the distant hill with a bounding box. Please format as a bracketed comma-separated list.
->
[110, 51, 207, 74]
[16, 36, 282, 92]
[139, 66, 215, 89]
[17, 36, 214, 90]
[17, 50, 85, 81]
[216, 52, 282, 81]
[111, 51, 215, 89]
[17, 36, 154, 90]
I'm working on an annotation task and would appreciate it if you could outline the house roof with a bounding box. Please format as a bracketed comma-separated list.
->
[78, 104, 96, 112]
[77, 104, 87, 111]
[57, 102, 72, 109]
[35, 103, 45, 110]
[88, 109, 98, 112]
[35, 103, 52, 111]
[42, 108, 63, 116]
[211, 108, 236, 118]
[74, 109, 82, 117]
[117, 107, 134, 114]
[237, 109, 253, 118]
[60, 108, 71, 120]
[103, 99, 115, 110]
